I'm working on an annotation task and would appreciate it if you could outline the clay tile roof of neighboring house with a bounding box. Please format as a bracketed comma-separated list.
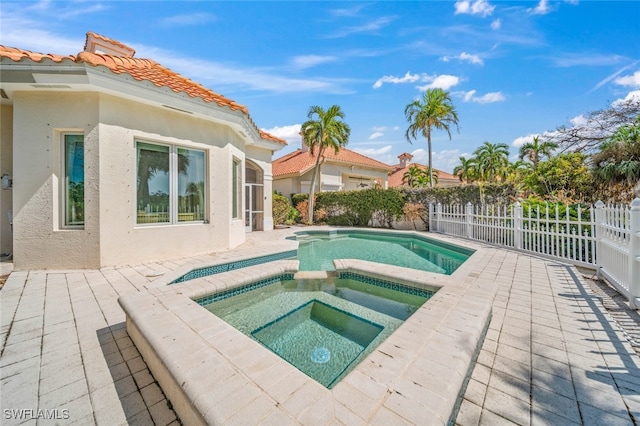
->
[273, 147, 394, 177]
[0, 33, 286, 146]
[388, 163, 459, 187]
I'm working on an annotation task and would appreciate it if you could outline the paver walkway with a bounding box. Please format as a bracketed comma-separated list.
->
[1, 229, 639, 425]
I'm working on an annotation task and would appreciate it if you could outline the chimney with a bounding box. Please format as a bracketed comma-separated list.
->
[84, 32, 136, 57]
[398, 152, 413, 168]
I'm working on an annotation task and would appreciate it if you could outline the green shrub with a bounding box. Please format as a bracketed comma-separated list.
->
[272, 193, 291, 225]
[291, 193, 308, 208]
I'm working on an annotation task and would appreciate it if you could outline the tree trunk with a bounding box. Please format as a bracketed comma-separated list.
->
[307, 147, 324, 223]
[427, 135, 434, 188]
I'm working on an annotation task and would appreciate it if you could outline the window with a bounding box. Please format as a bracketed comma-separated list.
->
[232, 158, 242, 219]
[136, 141, 206, 224]
[63, 134, 84, 227]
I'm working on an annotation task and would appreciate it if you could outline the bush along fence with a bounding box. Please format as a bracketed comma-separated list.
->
[429, 199, 640, 309]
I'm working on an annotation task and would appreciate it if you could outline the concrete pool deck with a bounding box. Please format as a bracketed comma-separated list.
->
[1, 227, 639, 425]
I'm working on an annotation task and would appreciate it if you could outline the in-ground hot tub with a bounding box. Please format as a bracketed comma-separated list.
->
[120, 234, 494, 425]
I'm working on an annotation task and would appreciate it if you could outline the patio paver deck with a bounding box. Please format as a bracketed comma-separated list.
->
[1, 228, 639, 425]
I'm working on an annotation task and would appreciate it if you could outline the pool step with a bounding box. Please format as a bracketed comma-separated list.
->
[294, 270, 339, 280]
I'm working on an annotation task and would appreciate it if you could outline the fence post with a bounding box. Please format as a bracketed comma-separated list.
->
[428, 203, 434, 231]
[593, 201, 605, 280]
[629, 198, 640, 309]
[465, 202, 473, 239]
[513, 202, 523, 250]
[436, 203, 442, 233]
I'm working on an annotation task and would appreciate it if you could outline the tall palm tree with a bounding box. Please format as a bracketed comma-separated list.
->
[473, 141, 510, 183]
[518, 136, 558, 167]
[453, 156, 478, 183]
[405, 88, 459, 188]
[300, 105, 351, 223]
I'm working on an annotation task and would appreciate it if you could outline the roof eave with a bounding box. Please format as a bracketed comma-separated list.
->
[0, 58, 281, 148]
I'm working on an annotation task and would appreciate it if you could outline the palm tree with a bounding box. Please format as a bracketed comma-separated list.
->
[473, 141, 510, 183]
[592, 118, 640, 186]
[300, 105, 351, 223]
[402, 165, 438, 187]
[405, 88, 459, 188]
[518, 136, 558, 167]
[453, 156, 478, 183]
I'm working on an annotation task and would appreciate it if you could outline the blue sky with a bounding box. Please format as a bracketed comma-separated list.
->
[2, 1, 639, 172]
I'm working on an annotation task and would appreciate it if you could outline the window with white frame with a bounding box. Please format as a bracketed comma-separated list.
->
[232, 158, 242, 219]
[136, 141, 206, 225]
[63, 134, 85, 227]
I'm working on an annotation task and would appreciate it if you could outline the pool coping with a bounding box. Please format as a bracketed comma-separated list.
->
[119, 231, 497, 424]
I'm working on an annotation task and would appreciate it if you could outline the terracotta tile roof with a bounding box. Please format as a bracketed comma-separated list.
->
[388, 163, 459, 187]
[273, 147, 394, 177]
[0, 33, 286, 146]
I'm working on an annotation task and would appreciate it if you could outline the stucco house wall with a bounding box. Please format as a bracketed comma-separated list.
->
[12, 92, 101, 269]
[10, 91, 262, 269]
[273, 177, 299, 198]
[1, 105, 14, 257]
[1, 33, 286, 270]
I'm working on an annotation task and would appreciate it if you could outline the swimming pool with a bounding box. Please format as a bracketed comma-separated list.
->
[172, 229, 473, 283]
[196, 272, 434, 388]
[293, 230, 472, 274]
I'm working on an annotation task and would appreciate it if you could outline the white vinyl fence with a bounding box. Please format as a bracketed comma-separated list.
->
[429, 199, 640, 308]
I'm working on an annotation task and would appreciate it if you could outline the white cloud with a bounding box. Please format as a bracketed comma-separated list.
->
[612, 90, 640, 107]
[406, 149, 468, 173]
[369, 132, 384, 140]
[454, 0, 495, 17]
[615, 71, 640, 88]
[160, 12, 216, 26]
[324, 16, 397, 39]
[372, 126, 387, 132]
[417, 75, 461, 91]
[511, 134, 538, 148]
[491, 19, 502, 30]
[373, 71, 422, 89]
[442, 52, 483, 65]
[530, 0, 551, 15]
[261, 124, 301, 145]
[352, 145, 395, 164]
[290, 55, 338, 70]
[355, 145, 393, 156]
[459, 90, 505, 103]
[570, 114, 588, 127]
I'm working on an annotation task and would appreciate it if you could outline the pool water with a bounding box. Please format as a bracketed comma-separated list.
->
[252, 300, 383, 388]
[199, 273, 433, 388]
[294, 231, 471, 274]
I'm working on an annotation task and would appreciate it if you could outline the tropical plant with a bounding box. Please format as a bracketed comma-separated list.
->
[591, 117, 640, 186]
[518, 136, 558, 167]
[525, 152, 593, 201]
[300, 105, 351, 223]
[473, 141, 510, 183]
[452, 156, 478, 182]
[402, 165, 438, 187]
[404, 88, 459, 188]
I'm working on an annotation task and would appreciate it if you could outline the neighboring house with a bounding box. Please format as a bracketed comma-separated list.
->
[0, 32, 286, 270]
[388, 153, 460, 188]
[272, 140, 394, 197]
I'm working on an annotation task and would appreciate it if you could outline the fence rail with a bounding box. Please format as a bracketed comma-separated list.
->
[429, 199, 640, 308]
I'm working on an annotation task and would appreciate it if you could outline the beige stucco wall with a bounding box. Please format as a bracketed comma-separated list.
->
[276, 163, 390, 195]
[12, 92, 101, 269]
[11, 91, 275, 269]
[96, 94, 247, 266]
[0, 105, 13, 256]
[273, 177, 299, 199]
